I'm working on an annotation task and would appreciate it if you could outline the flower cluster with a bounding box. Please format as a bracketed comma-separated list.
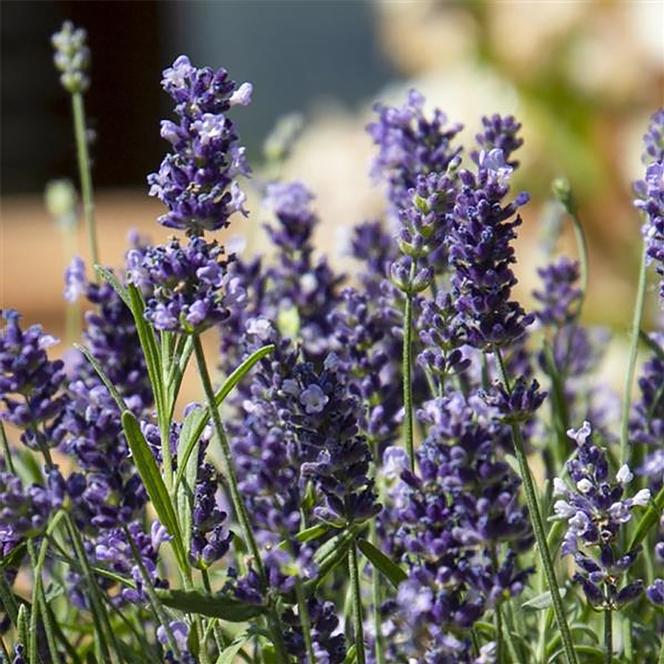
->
[533, 257, 582, 327]
[0, 311, 68, 452]
[328, 287, 402, 449]
[51, 21, 90, 93]
[380, 391, 532, 661]
[634, 109, 664, 303]
[6, 28, 664, 663]
[368, 89, 463, 209]
[448, 149, 533, 349]
[0, 463, 63, 553]
[68, 520, 170, 608]
[552, 422, 649, 608]
[148, 56, 251, 235]
[127, 235, 245, 333]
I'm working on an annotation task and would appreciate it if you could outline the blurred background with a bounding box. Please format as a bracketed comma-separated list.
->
[1, 0, 664, 346]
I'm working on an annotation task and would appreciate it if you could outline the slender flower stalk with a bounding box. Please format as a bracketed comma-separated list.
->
[192, 335, 289, 663]
[369, 520, 385, 664]
[620, 247, 649, 464]
[193, 335, 262, 571]
[52, 22, 99, 269]
[604, 609, 612, 664]
[71, 92, 99, 268]
[349, 542, 366, 664]
[552, 178, 589, 318]
[122, 523, 181, 659]
[295, 579, 316, 664]
[402, 293, 414, 470]
[495, 350, 578, 664]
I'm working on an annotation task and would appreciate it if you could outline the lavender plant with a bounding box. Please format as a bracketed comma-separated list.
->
[0, 22, 663, 664]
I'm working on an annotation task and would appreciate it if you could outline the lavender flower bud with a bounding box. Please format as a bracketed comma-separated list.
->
[51, 22, 90, 93]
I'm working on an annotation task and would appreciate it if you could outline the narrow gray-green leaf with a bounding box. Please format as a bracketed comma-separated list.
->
[95, 264, 129, 306]
[75, 343, 127, 412]
[216, 634, 251, 664]
[343, 644, 357, 664]
[357, 538, 407, 589]
[305, 531, 354, 594]
[549, 645, 603, 663]
[156, 589, 266, 622]
[175, 405, 202, 557]
[121, 411, 187, 570]
[640, 329, 664, 361]
[126, 284, 164, 410]
[173, 343, 275, 492]
[296, 523, 330, 543]
[522, 588, 567, 611]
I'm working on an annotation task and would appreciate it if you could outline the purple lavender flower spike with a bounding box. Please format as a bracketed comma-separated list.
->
[367, 89, 463, 209]
[67, 520, 169, 609]
[472, 114, 524, 169]
[328, 287, 402, 449]
[642, 109, 664, 164]
[630, 332, 664, 448]
[552, 421, 648, 608]
[0, 310, 68, 453]
[634, 108, 664, 303]
[127, 236, 245, 333]
[448, 147, 534, 350]
[148, 56, 251, 235]
[482, 377, 546, 423]
[533, 257, 582, 327]
[381, 390, 531, 661]
[646, 578, 664, 606]
[158, 621, 195, 663]
[0, 464, 64, 546]
[190, 460, 231, 569]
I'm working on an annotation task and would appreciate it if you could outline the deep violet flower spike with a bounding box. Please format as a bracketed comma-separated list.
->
[51, 21, 90, 93]
[533, 257, 582, 327]
[0, 465, 64, 547]
[552, 421, 648, 607]
[634, 108, 664, 303]
[630, 332, 664, 447]
[472, 114, 524, 168]
[0, 310, 68, 451]
[368, 89, 463, 209]
[148, 56, 251, 235]
[642, 108, 664, 164]
[127, 236, 246, 333]
[448, 147, 534, 349]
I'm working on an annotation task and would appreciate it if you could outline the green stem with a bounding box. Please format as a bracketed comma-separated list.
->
[495, 350, 578, 664]
[71, 92, 99, 268]
[659, 632, 664, 664]
[570, 211, 589, 318]
[349, 541, 366, 664]
[494, 602, 502, 663]
[295, 579, 316, 664]
[402, 292, 415, 471]
[604, 610, 612, 664]
[122, 524, 181, 659]
[620, 247, 648, 464]
[502, 603, 524, 664]
[201, 570, 226, 655]
[28, 539, 43, 664]
[0, 423, 15, 473]
[369, 521, 385, 664]
[63, 512, 118, 663]
[193, 335, 288, 664]
[193, 335, 263, 576]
